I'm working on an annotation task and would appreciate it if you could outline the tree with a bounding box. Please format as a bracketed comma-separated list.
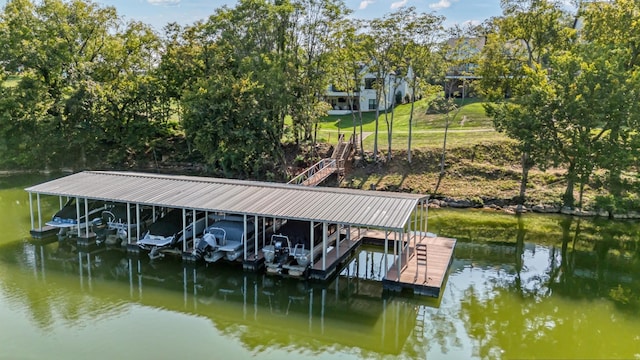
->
[329, 19, 366, 156]
[405, 13, 444, 164]
[0, 0, 168, 169]
[181, 0, 293, 179]
[478, 0, 573, 211]
[576, 0, 640, 199]
[287, 0, 349, 147]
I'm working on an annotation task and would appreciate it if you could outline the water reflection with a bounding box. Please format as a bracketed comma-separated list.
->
[0, 239, 430, 356]
[2, 181, 640, 359]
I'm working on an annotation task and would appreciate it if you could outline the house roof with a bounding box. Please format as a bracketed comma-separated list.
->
[26, 171, 428, 231]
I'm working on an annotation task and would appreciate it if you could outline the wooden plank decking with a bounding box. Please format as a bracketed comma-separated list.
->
[309, 227, 363, 280]
[301, 166, 336, 186]
[382, 236, 456, 297]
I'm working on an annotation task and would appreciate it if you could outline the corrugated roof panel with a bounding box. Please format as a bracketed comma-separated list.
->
[25, 171, 428, 230]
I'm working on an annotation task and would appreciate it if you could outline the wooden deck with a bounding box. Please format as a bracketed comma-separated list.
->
[309, 227, 363, 281]
[382, 235, 456, 297]
[301, 166, 336, 186]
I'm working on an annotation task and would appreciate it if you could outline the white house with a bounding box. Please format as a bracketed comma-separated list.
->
[325, 65, 413, 115]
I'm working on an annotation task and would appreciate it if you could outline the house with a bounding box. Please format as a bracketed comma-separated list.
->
[444, 37, 486, 98]
[325, 65, 413, 115]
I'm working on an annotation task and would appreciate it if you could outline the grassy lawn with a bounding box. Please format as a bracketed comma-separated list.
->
[314, 98, 498, 150]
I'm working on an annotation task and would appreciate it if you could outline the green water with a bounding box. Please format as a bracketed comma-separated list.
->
[1, 174, 639, 359]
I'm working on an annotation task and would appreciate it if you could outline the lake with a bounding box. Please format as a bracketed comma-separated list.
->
[1, 173, 639, 359]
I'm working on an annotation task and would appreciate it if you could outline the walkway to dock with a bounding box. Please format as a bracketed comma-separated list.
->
[287, 133, 354, 186]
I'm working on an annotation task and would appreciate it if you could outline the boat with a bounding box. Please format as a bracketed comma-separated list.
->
[95, 203, 153, 246]
[137, 209, 208, 260]
[193, 218, 256, 263]
[262, 220, 326, 278]
[46, 198, 108, 237]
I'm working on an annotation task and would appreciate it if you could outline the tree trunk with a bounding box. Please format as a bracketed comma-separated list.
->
[358, 108, 364, 157]
[387, 85, 398, 162]
[432, 113, 450, 195]
[373, 94, 380, 161]
[348, 96, 357, 153]
[563, 163, 576, 208]
[516, 151, 530, 213]
[407, 76, 417, 163]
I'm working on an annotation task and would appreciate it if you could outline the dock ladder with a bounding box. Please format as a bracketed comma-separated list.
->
[415, 242, 428, 283]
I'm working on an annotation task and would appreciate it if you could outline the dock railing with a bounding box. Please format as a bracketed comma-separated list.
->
[287, 158, 337, 186]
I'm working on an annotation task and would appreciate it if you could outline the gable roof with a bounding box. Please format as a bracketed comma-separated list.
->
[26, 171, 428, 231]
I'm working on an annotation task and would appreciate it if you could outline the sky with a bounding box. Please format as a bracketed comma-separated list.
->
[0, 0, 504, 31]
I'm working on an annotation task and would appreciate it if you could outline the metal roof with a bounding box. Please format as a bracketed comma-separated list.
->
[25, 171, 428, 230]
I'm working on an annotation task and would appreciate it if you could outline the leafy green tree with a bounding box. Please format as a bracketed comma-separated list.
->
[0, 0, 167, 169]
[287, 0, 349, 147]
[181, 0, 293, 179]
[405, 13, 444, 164]
[577, 0, 640, 199]
[479, 0, 573, 210]
[329, 19, 367, 156]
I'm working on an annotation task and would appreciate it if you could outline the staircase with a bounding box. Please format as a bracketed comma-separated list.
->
[288, 133, 354, 187]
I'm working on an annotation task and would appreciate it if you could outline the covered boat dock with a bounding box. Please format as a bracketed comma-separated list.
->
[25, 171, 456, 296]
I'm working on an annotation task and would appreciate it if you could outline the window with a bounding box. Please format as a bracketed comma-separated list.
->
[365, 77, 383, 89]
[368, 99, 377, 110]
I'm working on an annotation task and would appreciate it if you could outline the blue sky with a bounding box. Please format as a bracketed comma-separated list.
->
[0, 0, 503, 31]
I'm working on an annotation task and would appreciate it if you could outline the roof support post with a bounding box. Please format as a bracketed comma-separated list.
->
[135, 203, 140, 245]
[398, 232, 404, 281]
[127, 203, 132, 245]
[192, 209, 197, 251]
[408, 213, 412, 258]
[424, 199, 428, 235]
[75, 197, 81, 237]
[394, 231, 399, 281]
[37, 194, 42, 230]
[84, 197, 90, 237]
[384, 230, 388, 277]
[182, 209, 187, 253]
[322, 222, 327, 271]
[310, 221, 315, 264]
[262, 218, 266, 249]
[336, 224, 341, 260]
[28, 192, 34, 230]
[254, 215, 258, 258]
[243, 214, 248, 261]
[60, 196, 63, 210]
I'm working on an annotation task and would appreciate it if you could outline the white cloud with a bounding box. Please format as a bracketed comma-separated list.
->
[390, 0, 407, 9]
[359, 0, 374, 9]
[147, 0, 181, 6]
[429, 0, 456, 10]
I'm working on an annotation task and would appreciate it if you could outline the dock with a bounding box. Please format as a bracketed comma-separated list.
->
[381, 235, 456, 297]
[30, 225, 59, 239]
[25, 171, 454, 297]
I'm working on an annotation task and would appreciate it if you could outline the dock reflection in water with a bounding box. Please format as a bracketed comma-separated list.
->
[3, 238, 431, 357]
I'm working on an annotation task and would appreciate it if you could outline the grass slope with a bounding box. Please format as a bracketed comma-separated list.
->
[314, 99, 613, 209]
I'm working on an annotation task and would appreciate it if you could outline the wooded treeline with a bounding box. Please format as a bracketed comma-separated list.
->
[0, 0, 446, 180]
[1, 0, 639, 211]
[477, 0, 640, 212]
